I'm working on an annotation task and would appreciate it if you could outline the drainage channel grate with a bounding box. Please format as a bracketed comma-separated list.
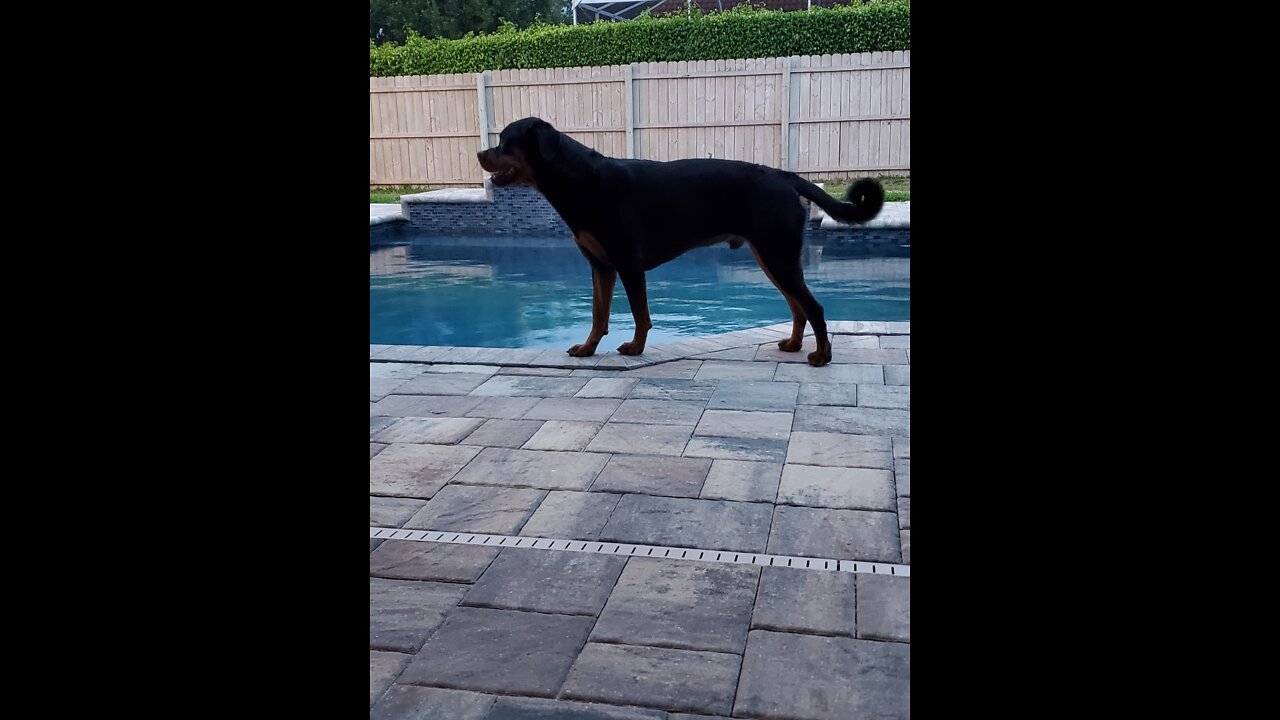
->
[369, 527, 910, 577]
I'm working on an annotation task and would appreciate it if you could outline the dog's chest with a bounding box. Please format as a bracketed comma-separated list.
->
[574, 231, 612, 266]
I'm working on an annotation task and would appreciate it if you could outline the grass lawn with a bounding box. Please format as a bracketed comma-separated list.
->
[820, 176, 910, 202]
[371, 176, 909, 203]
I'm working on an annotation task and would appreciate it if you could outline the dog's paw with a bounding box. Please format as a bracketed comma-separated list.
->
[778, 338, 803, 352]
[617, 341, 645, 356]
[806, 349, 832, 367]
[567, 343, 597, 357]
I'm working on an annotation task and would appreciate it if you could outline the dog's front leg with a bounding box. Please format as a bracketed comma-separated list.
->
[616, 270, 652, 355]
[568, 266, 617, 357]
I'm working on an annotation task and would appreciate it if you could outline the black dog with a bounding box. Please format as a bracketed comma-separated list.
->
[477, 117, 884, 367]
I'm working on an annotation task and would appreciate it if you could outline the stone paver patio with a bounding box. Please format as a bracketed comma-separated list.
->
[371, 322, 910, 719]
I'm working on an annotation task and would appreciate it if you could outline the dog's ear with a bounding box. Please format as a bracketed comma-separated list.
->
[533, 120, 559, 161]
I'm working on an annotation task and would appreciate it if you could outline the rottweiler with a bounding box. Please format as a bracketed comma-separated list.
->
[477, 117, 884, 367]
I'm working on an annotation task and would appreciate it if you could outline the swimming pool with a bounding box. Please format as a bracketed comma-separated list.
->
[370, 237, 909, 348]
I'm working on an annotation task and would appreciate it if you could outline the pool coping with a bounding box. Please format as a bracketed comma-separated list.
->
[370, 321, 911, 370]
[370, 200, 910, 231]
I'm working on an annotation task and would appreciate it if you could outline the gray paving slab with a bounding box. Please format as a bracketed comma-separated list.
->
[369, 539, 500, 583]
[610, 398, 707, 425]
[774, 363, 885, 384]
[734, 631, 909, 720]
[497, 366, 573, 376]
[683, 435, 789, 463]
[370, 651, 411, 707]
[752, 566, 856, 637]
[600, 495, 772, 552]
[777, 465, 896, 511]
[699, 459, 782, 503]
[369, 578, 468, 653]
[372, 417, 486, 445]
[459, 418, 544, 448]
[372, 376, 409, 402]
[394, 372, 493, 396]
[561, 643, 741, 716]
[785, 431, 893, 469]
[463, 547, 627, 616]
[694, 410, 793, 441]
[857, 574, 910, 642]
[570, 368, 628, 377]
[517, 491, 621, 540]
[371, 685, 494, 720]
[705, 381, 799, 412]
[753, 343, 817, 363]
[421, 364, 501, 375]
[485, 697, 666, 720]
[373, 394, 485, 418]
[404, 485, 546, 534]
[901, 530, 910, 564]
[522, 397, 622, 422]
[397, 607, 595, 696]
[767, 506, 901, 562]
[830, 334, 881, 349]
[433, 347, 495, 365]
[449, 447, 610, 491]
[470, 375, 589, 397]
[464, 396, 543, 419]
[885, 364, 910, 386]
[371, 497, 428, 527]
[520, 420, 602, 451]
[879, 335, 911, 348]
[374, 345, 431, 362]
[694, 360, 779, 381]
[627, 378, 717, 401]
[370, 362, 429, 380]
[586, 422, 694, 455]
[591, 557, 759, 653]
[792, 405, 910, 436]
[369, 443, 482, 499]
[591, 454, 712, 498]
[898, 496, 910, 529]
[895, 457, 910, 496]
[574, 377, 640, 398]
[372, 415, 398, 438]
[858, 384, 910, 410]
[796, 382, 858, 407]
[691, 346, 759, 361]
[829, 348, 909, 365]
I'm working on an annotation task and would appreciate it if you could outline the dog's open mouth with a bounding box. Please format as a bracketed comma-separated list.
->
[489, 168, 517, 186]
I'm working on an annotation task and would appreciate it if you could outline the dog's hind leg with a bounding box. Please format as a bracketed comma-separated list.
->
[753, 246, 831, 367]
[616, 269, 652, 356]
[750, 246, 807, 352]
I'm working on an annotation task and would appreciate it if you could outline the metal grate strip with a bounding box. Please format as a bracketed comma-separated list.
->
[369, 527, 910, 576]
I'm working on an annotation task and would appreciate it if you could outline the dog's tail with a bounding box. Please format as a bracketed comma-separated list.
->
[781, 172, 885, 225]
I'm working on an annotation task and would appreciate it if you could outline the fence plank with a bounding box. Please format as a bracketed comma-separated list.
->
[370, 53, 909, 185]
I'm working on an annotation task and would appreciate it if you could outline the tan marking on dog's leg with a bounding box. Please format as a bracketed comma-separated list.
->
[569, 267, 617, 357]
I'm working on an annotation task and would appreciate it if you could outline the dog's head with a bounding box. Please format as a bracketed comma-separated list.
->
[476, 117, 562, 188]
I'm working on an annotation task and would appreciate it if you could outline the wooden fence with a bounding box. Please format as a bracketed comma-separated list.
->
[370, 51, 909, 186]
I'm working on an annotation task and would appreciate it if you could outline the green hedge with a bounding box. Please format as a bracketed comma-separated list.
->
[370, 2, 910, 77]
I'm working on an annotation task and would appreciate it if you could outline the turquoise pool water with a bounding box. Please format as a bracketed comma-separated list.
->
[370, 239, 909, 348]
